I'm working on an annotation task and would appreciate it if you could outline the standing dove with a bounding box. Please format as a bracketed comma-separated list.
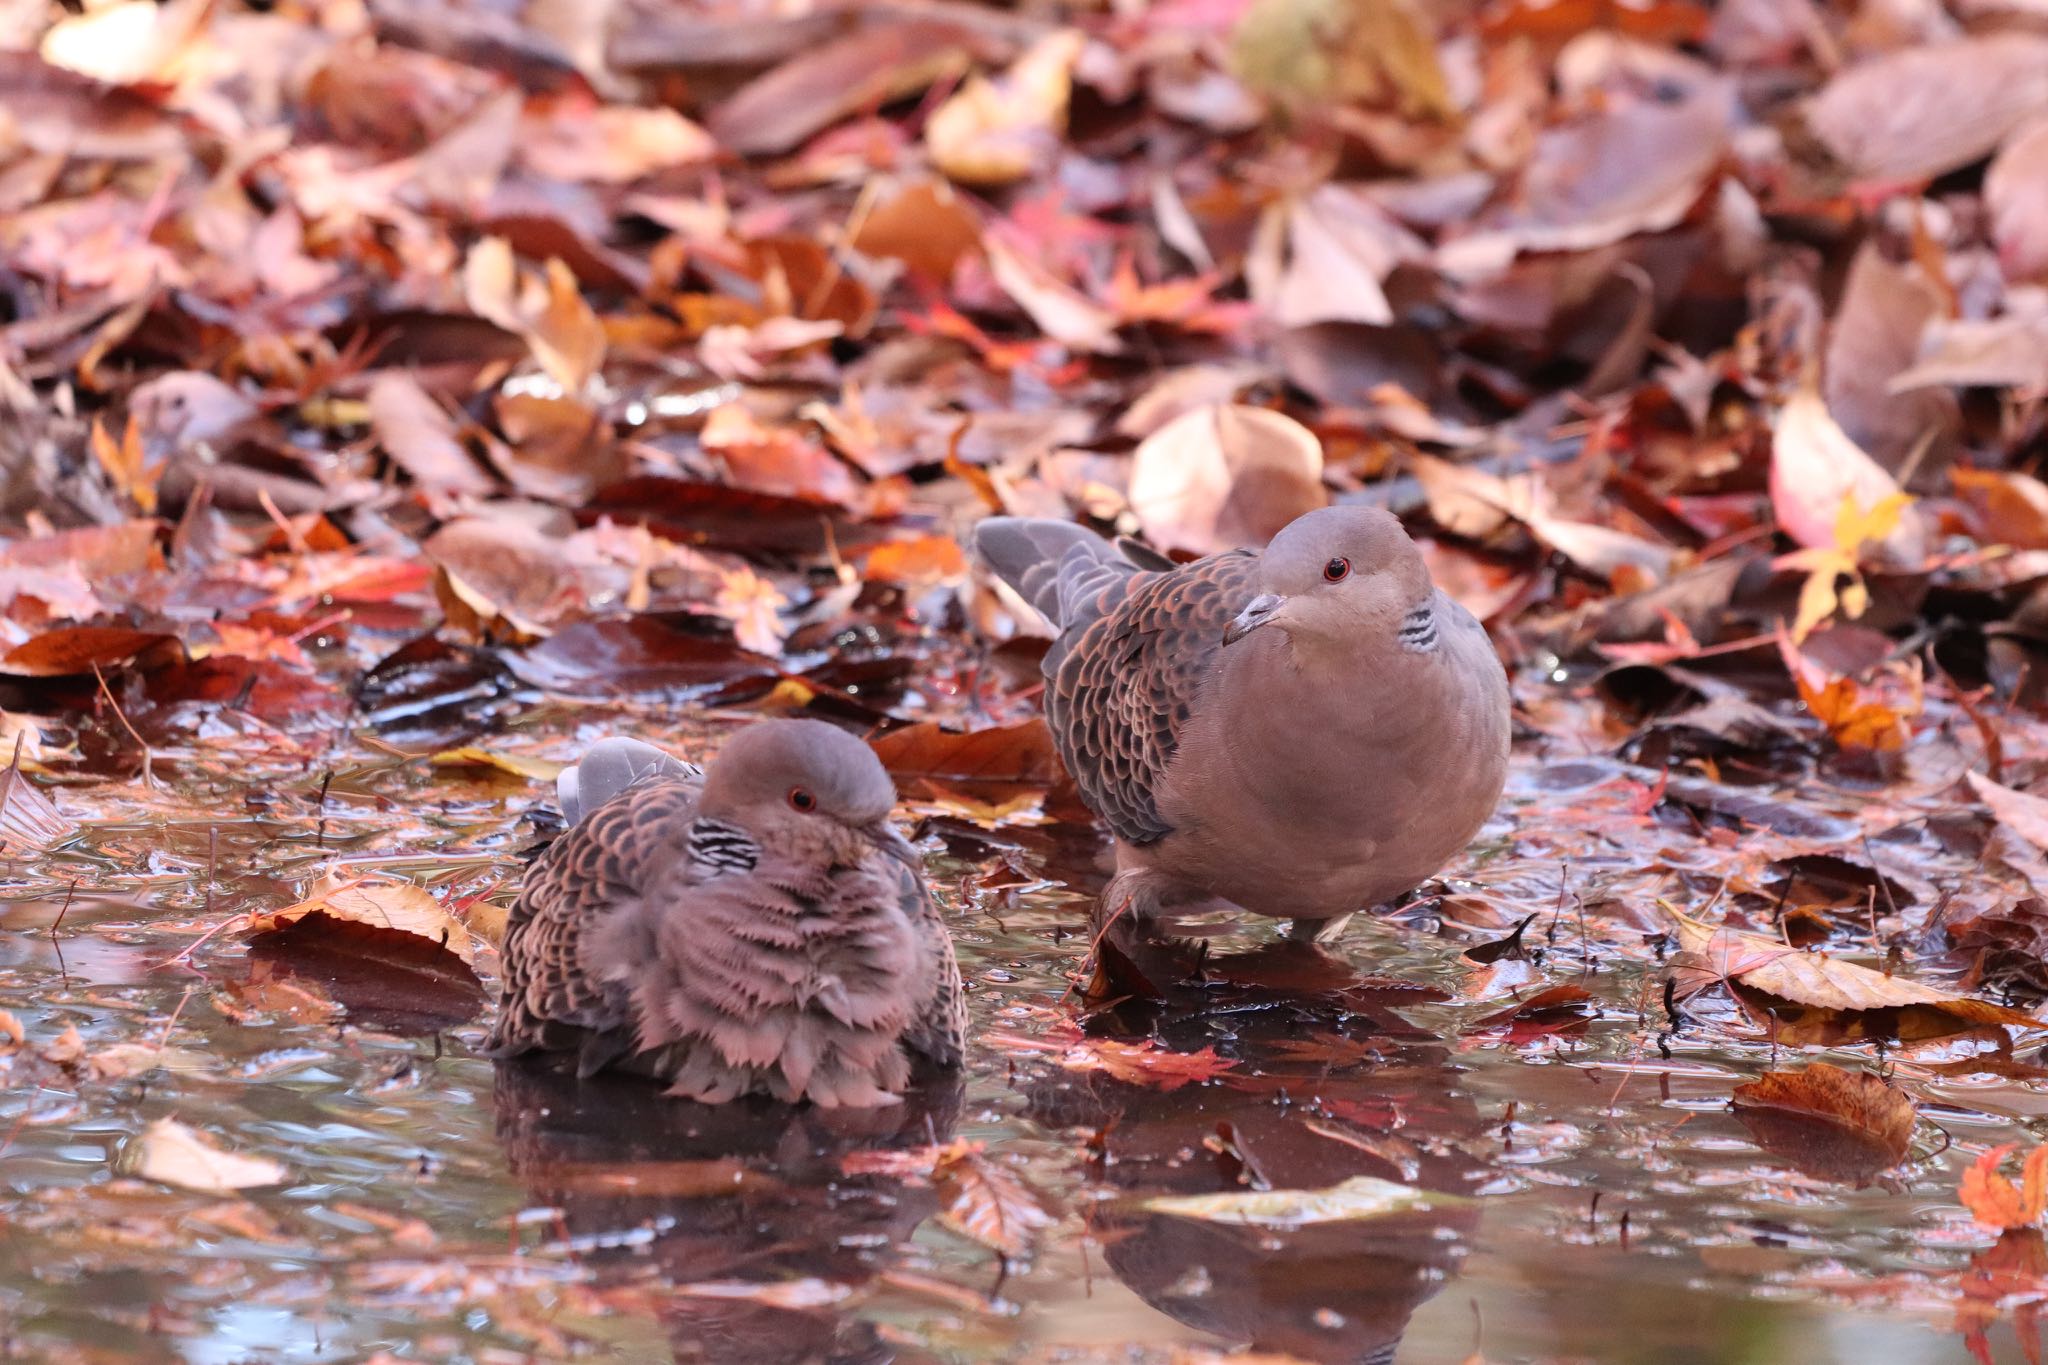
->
[487, 720, 966, 1107]
[976, 505, 1510, 940]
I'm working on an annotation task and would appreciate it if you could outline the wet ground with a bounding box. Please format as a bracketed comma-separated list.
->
[1, 681, 2044, 1365]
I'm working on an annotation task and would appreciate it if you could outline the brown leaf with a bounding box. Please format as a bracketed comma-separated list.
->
[366, 373, 496, 498]
[1248, 184, 1423, 329]
[518, 100, 714, 183]
[1128, 404, 1325, 556]
[984, 235, 1124, 355]
[0, 751, 78, 852]
[927, 30, 1083, 187]
[851, 179, 983, 281]
[0, 626, 181, 677]
[247, 872, 480, 968]
[462, 239, 607, 392]
[1669, 910, 2042, 1042]
[708, 21, 981, 158]
[931, 1142, 1055, 1259]
[1989, 118, 2048, 284]
[870, 718, 1061, 803]
[1731, 1063, 1913, 1185]
[1822, 244, 1956, 476]
[1806, 35, 2048, 184]
[1968, 772, 2048, 855]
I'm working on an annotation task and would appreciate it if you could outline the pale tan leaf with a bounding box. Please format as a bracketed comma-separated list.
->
[1128, 404, 1324, 555]
[927, 30, 1084, 186]
[983, 237, 1123, 355]
[1141, 1174, 1462, 1228]
[124, 1118, 288, 1193]
[1769, 390, 1927, 568]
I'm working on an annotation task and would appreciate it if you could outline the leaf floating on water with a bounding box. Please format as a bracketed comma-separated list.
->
[1732, 1062, 1914, 1186]
[1667, 909, 2042, 1043]
[672, 1278, 853, 1310]
[247, 873, 480, 968]
[124, 1117, 288, 1193]
[931, 1143, 1055, 1260]
[1961, 1144, 2048, 1231]
[428, 747, 567, 782]
[1140, 1174, 1463, 1228]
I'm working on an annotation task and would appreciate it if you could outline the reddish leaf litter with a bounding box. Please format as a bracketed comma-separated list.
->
[5, 0, 2048, 1362]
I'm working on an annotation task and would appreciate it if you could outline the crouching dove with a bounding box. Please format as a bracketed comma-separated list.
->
[976, 505, 1510, 941]
[487, 720, 966, 1107]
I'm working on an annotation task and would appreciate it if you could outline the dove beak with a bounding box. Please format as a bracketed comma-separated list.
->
[864, 820, 923, 871]
[1223, 593, 1286, 645]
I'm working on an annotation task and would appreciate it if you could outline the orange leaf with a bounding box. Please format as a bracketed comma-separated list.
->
[1963, 1144, 2033, 1230]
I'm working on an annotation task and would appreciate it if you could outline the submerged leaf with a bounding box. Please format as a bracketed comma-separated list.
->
[124, 1118, 288, 1193]
[1141, 1175, 1462, 1228]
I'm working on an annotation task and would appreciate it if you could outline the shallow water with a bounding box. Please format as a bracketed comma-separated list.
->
[0, 700, 2040, 1365]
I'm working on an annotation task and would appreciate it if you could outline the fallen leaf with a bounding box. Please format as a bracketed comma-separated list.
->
[706, 21, 979, 158]
[0, 626, 181, 678]
[984, 235, 1124, 355]
[932, 1142, 1056, 1259]
[1776, 630, 1918, 752]
[1988, 118, 2048, 283]
[927, 31, 1085, 186]
[1770, 389, 1926, 570]
[1128, 404, 1325, 556]
[1805, 35, 2048, 184]
[870, 718, 1061, 803]
[518, 101, 714, 183]
[1961, 1144, 2048, 1231]
[366, 373, 496, 498]
[1061, 1037, 1239, 1091]
[123, 1117, 288, 1194]
[0, 754, 79, 852]
[247, 872, 479, 968]
[463, 238, 607, 392]
[1140, 1174, 1462, 1228]
[1248, 183, 1423, 329]
[428, 747, 566, 781]
[1668, 909, 2041, 1043]
[1731, 1062, 1914, 1186]
[1968, 772, 2048, 855]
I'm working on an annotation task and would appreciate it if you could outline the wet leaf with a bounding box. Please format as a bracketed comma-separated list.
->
[932, 1142, 1056, 1259]
[1961, 1144, 2048, 1232]
[1988, 119, 2048, 283]
[0, 626, 181, 677]
[1967, 772, 2048, 855]
[1140, 1175, 1463, 1228]
[123, 1118, 288, 1193]
[870, 718, 1061, 803]
[248, 873, 480, 968]
[1732, 1063, 1914, 1185]
[366, 374, 496, 498]
[428, 747, 566, 781]
[1669, 910, 2043, 1041]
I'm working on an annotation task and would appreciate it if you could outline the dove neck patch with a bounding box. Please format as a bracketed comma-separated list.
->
[1398, 603, 1439, 654]
[686, 818, 760, 876]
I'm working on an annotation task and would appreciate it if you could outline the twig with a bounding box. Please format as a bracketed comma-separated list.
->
[91, 662, 154, 785]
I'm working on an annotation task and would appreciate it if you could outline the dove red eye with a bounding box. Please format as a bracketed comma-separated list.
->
[1323, 557, 1351, 582]
[787, 787, 817, 812]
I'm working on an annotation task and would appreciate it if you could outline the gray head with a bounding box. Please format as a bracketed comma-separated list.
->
[1223, 505, 1433, 649]
[699, 718, 911, 861]
[128, 372, 260, 451]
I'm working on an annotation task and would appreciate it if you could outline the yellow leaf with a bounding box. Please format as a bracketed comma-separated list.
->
[428, 747, 566, 781]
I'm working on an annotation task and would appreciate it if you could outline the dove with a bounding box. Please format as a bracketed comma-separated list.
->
[487, 721, 966, 1107]
[975, 505, 1510, 941]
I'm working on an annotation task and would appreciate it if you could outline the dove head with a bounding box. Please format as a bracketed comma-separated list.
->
[699, 719, 912, 864]
[128, 372, 260, 451]
[1223, 505, 1433, 650]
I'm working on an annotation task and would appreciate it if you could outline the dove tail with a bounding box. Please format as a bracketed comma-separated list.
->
[974, 517, 1124, 627]
[559, 738, 700, 825]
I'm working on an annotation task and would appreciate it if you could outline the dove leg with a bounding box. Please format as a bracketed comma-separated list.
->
[1287, 912, 1355, 945]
